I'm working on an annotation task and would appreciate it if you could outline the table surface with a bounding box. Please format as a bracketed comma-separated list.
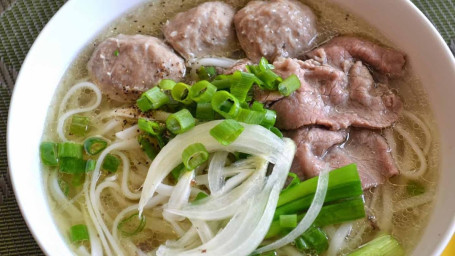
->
[0, 0, 454, 255]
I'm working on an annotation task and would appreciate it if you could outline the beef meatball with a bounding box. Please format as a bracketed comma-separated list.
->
[163, 1, 238, 60]
[87, 34, 185, 102]
[234, 0, 317, 62]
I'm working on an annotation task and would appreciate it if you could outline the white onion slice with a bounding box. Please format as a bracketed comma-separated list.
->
[166, 159, 267, 220]
[163, 170, 194, 222]
[138, 121, 285, 214]
[190, 219, 214, 243]
[254, 167, 329, 254]
[158, 139, 296, 256]
[207, 151, 229, 194]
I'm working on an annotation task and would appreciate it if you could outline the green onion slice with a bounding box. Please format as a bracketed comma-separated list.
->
[72, 173, 86, 187]
[138, 135, 159, 160]
[189, 80, 217, 103]
[235, 108, 265, 125]
[261, 109, 277, 128]
[138, 118, 163, 136]
[136, 95, 154, 112]
[166, 109, 195, 134]
[210, 119, 244, 146]
[143, 87, 170, 110]
[279, 214, 298, 228]
[117, 212, 146, 237]
[69, 115, 90, 137]
[58, 178, 69, 196]
[59, 158, 86, 174]
[69, 224, 89, 243]
[269, 126, 283, 138]
[197, 66, 217, 81]
[278, 74, 301, 96]
[83, 137, 107, 155]
[211, 91, 240, 119]
[85, 159, 96, 172]
[230, 71, 257, 102]
[58, 142, 83, 159]
[158, 79, 177, 90]
[171, 82, 192, 104]
[102, 154, 120, 173]
[182, 143, 209, 170]
[40, 142, 58, 166]
[196, 102, 215, 121]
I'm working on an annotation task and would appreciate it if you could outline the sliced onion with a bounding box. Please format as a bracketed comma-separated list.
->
[115, 124, 139, 140]
[190, 219, 214, 243]
[192, 57, 238, 68]
[163, 170, 194, 222]
[157, 139, 296, 256]
[165, 159, 267, 220]
[207, 151, 229, 194]
[138, 121, 285, 214]
[254, 166, 329, 254]
[212, 170, 254, 197]
[165, 227, 199, 248]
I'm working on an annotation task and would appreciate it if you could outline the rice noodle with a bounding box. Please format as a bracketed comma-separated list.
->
[48, 171, 83, 220]
[394, 125, 427, 179]
[138, 121, 285, 214]
[402, 110, 432, 155]
[117, 152, 141, 200]
[393, 190, 434, 212]
[99, 119, 122, 136]
[57, 82, 102, 141]
[379, 184, 393, 232]
[207, 151, 229, 194]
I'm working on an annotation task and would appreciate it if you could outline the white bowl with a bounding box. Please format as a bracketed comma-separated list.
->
[7, 0, 455, 255]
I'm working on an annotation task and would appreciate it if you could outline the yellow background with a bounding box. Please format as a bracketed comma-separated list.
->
[442, 235, 455, 256]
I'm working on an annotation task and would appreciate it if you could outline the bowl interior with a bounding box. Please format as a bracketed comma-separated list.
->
[7, 0, 455, 255]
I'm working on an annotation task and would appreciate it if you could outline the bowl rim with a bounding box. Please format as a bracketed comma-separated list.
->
[7, 0, 455, 255]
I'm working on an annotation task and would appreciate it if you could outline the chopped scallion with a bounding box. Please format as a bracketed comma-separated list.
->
[295, 227, 329, 254]
[40, 142, 58, 166]
[193, 192, 209, 204]
[229, 71, 257, 102]
[171, 163, 186, 181]
[269, 127, 283, 138]
[235, 108, 264, 125]
[211, 91, 240, 118]
[72, 173, 86, 187]
[138, 135, 159, 160]
[143, 87, 170, 110]
[260, 109, 277, 128]
[347, 235, 404, 256]
[171, 82, 192, 104]
[117, 212, 146, 237]
[182, 143, 209, 170]
[58, 178, 69, 196]
[278, 74, 301, 96]
[279, 214, 297, 228]
[196, 102, 215, 120]
[69, 224, 89, 243]
[102, 154, 120, 173]
[138, 118, 163, 136]
[197, 66, 217, 81]
[85, 159, 96, 172]
[69, 115, 90, 137]
[158, 79, 177, 90]
[59, 158, 86, 174]
[58, 142, 83, 159]
[210, 119, 244, 146]
[166, 109, 195, 134]
[83, 137, 107, 155]
[136, 95, 154, 112]
[190, 80, 217, 103]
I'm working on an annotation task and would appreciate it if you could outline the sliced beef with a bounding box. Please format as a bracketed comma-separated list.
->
[234, 0, 317, 62]
[163, 1, 238, 60]
[289, 127, 399, 189]
[271, 57, 402, 130]
[307, 36, 406, 77]
[88, 34, 185, 102]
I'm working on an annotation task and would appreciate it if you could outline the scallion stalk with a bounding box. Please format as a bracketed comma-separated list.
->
[196, 102, 215, 121]
[279, 214, 298, 228]
[182, 143, 209, 170]
[295, 227, 329, 254]
[59, 158, 86, 174]
[142, 87, 170, 110]
[347, 235, 404, 256]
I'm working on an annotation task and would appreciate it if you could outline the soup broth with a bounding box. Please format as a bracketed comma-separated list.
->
[42, 0, 439, 255]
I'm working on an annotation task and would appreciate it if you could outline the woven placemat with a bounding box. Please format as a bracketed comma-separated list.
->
[0, 0, 454, 255]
